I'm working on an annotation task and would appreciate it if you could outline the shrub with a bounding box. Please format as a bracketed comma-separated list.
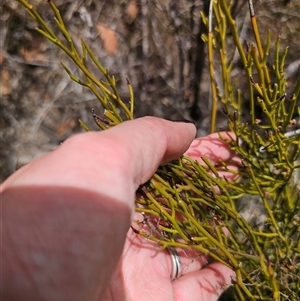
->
[16, 0, 300, 299]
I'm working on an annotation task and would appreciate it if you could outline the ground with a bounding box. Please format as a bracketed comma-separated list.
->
[1, 0, 299, 183]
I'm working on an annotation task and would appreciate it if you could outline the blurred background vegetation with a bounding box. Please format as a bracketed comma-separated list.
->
[1, 0, 299, 183]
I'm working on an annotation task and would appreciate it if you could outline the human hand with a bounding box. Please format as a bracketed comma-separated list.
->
[102, 131, 237, 301]
[1, 117, 235, 301]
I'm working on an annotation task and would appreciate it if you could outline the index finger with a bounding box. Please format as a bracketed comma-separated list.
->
[185, 132, 237, 164]
[185, 132, 240, 181]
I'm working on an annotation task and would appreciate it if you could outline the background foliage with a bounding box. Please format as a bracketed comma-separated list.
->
[1, 0, 300, 182]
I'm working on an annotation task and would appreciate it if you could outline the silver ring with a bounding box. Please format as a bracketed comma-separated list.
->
[168, 247, 182, 280]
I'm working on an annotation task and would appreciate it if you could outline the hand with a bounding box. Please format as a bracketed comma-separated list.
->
[102, 128, 237, 301]
[102, 221, 234, 301]
[1, 117, 235, 301]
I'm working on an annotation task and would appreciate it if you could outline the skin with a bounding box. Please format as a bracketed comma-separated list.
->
[1, 117, 236, 301]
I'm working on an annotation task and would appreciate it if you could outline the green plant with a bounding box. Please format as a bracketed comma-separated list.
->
[16, 0, 300, 300]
